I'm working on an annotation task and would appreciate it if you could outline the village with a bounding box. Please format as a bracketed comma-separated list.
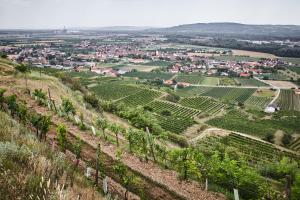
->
[0, 34, 290, 80]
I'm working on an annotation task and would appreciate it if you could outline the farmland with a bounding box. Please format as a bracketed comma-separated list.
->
[219, 77, 237, 86]
[176, 86, 213, 97]
[147, 100, 202, 118]
[117, 89, 162, 107]
[197, 133, 299, 165]
[235, 78, 269, 87]
[124, 71, 174, 80]
[176, 74, 204, 84]
[207, 110, 300, 138]
[155, 114, 195, 134]
[90, 83, 141, 100]
[202, 87, 256, 103]
[276, 89, 300, 111]
[245, 96, 272, 110]
[179, 96, 226, 115]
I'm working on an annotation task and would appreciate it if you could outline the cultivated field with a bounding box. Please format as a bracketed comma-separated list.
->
[264, 80, 298, 88]
[232, 49, 277, 58]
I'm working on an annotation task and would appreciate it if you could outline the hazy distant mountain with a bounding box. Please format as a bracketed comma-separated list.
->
[73, 26, 153, 31]
[150, 22, 300, 38]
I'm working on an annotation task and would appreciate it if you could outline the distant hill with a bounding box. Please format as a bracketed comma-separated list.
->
[150, 22, 300, 38]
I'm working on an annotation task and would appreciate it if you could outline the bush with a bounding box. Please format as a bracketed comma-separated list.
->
[263, 133, 274, 143]
[282, 133, 292, 146]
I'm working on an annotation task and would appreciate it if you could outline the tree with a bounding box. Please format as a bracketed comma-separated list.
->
[6, 94, 18, 117]
[56, 124, 67, 152]
[263, 133, 274, 143]
[15, 64, 30, 90]
[282, 134, 292, 146]
[79, 113, 86, 130]
[292, 172, 300, 200]
[30, 113, 42, 137]
[0, 88, 6, 110]
[73, 137, 82, 168]
[96, 118, 109, 140]
[39, 115, 51, 141]
[95, 143, 105, 185]
[111, 124, 121, 147]
[16, 103, 28, 125]
[61, 98, 76, 119]
[33, 89, 47, 106]
[113, 150, 140, 200]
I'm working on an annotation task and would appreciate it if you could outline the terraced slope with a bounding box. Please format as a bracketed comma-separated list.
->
[179, 96, 226, 115]
[276, 89, 300, 111]
[147, 100, 201, 118]
[117, 89, 162, 106]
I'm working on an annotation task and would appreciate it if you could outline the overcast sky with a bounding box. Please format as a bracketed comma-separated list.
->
[0, 0, 300, 29]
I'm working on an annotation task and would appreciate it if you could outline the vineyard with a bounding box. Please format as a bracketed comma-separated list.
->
[176, 86, 212, 97]
[155, 114, 195, 134]
[207, 110, 300, 137]
[90, 83, 141, 100]
[289, 66, 300, 75]
[245, 96, 272, 110]
[147, 100, 201, 118]
[201, 77, 219, 85]
[124, 71, 173, 80]
[179, 96, 226, 115]
[276, 89, 300, 111]
[290, 137, 300, 152]
[117, 89, 162, 107]
[197, 133, 299, 165]
[175, 74, 204, 84]
[218, 77, 237, 86]
[235, 78, 269, 87]
[202, 87, 256, 103]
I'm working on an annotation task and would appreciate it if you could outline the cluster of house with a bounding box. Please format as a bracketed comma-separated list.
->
[167, 59, 284, 77]
[0, 36, 288, 80]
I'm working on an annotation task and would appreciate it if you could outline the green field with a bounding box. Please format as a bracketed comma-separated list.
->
[90, 83, 141, 100]
[202, 87, 256, 103]
[198, 133, 299, 164]
[235, 78, 269, 87]
[155, 114, 195, 134]
[201, 77, 219, 85]
[207, 110, 300, 137]
[276, 89, 300, 111]
[179, 96, 226, 115]
[147, 100, 201, 118]
[124, 71, 173, 80]
[117, 89, 162, 107]
[245, 96, 272, 110]
[175, 74, 204, 84]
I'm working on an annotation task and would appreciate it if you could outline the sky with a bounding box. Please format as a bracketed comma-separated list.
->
[0, 0, 300, 29]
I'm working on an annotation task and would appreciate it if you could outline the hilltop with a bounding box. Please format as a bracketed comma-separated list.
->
[150, 22, 300, 39]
